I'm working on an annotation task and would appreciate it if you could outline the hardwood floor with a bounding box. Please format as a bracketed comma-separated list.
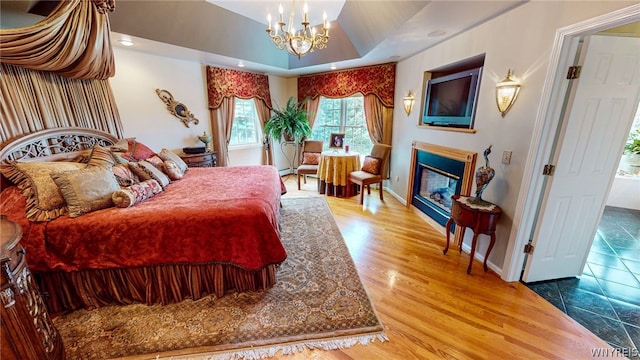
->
[279, 175, 612, 359]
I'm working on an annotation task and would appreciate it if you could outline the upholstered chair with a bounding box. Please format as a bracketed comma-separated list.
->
[297, 140, 324, 190]
[347, 144, 392, 205]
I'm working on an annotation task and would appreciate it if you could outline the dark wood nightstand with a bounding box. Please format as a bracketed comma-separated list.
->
[443, 195, 502, 274]
[179, 151, 217, 167]
[1, 216, 64, 360]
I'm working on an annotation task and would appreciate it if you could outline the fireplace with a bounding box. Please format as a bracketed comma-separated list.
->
[408, 142, 477, 236]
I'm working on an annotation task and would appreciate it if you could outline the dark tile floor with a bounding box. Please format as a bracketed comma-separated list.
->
[526, 206, 640, 356]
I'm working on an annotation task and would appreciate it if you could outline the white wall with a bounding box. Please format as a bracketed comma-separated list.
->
[267, 76, 299, 174]
[110, 48, 210, 153]
[110, 48, 290, 163]
[392, 1, 636, 272]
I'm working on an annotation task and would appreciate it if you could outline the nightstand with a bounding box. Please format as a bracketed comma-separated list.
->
[0, 216, 64, 360]
[179, 151, 217, 167]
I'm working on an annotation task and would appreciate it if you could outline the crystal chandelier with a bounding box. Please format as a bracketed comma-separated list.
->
[266, 1, 330, 59]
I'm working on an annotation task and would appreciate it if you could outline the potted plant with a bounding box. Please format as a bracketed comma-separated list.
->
[621, 128, 640, 175]
[264, 97, 312, 143]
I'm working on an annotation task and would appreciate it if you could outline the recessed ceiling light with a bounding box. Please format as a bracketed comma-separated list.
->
[237, 61, 245, 67]
[428, 30, 447, 37]
[118, 39, 133, 46]
[330, 64, 336, 70]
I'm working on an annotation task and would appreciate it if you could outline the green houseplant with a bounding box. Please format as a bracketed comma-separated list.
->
[264, 97, 312, 143]
[621, 128, 640, 175]
[624, 128, 640, 155]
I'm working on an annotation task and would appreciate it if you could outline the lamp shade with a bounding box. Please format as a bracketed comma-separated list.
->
[496, 70, 520, 117]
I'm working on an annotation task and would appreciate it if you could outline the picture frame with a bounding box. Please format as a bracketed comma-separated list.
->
[329, 133, 345, 149]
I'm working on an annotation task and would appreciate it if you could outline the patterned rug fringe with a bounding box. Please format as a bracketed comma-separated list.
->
[164, 332, 389, 360]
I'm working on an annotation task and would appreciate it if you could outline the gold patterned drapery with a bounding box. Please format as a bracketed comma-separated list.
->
[205, 66, 273, 166]
[297, 63, 396, 107]
[206, 66, 272, 109]
[0, 0, 116, 80]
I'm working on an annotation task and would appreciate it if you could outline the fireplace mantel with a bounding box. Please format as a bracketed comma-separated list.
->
[408, 141, 477, 244]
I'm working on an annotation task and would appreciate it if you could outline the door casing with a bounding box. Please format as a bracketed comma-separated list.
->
[501, 4, 640, 282]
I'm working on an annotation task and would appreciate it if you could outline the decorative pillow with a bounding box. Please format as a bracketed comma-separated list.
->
[109, 150, 131, 165]
[112, 179, 163, 208]
[50, 166, 120, 218]
[110, 138, 130, 152]
[163, 160, 184, 181]
[121, 138, 157, 161]
[111, 163, 138, 187]
[0, 161, 85, 221]
[86, 145, 117, 168]
[128, 160, 171, 188]
[145, 155, 164, 168]
[158, 149, 188, 173]
[361, 156, 382, 175]
[302, 152, 321, 165]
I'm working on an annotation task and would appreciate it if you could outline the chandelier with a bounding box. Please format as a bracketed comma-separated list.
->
[266, 1, 330, 59]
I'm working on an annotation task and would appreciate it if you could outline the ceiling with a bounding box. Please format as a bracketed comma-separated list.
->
[1, 0, 527, 77]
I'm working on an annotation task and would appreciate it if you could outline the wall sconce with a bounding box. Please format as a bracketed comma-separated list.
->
[403, 91, 415, 116]
[496, 69, 521, 117]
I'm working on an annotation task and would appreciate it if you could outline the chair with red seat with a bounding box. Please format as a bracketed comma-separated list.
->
[347, 144, 392, 205]
[297, 140, 324, 190]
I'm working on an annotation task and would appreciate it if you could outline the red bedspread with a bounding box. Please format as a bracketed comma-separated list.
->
[0, 165, 287, 273]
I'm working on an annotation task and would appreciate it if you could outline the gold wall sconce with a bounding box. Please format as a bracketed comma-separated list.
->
[403, 91, 415, 116]
[496, 70, 521, 117]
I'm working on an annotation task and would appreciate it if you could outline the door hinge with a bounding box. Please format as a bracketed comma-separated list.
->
[567, 66, 581, 80]
[543, 164, 555, 176]
[524, 243, 534, 254]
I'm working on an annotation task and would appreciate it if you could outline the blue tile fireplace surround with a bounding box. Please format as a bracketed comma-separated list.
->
[409, 142, 477, 238]
[412, 149, 465, 227]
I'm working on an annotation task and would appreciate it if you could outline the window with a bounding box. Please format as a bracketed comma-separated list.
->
[229, 98, 262, 147]
[311, 95, 373, 155]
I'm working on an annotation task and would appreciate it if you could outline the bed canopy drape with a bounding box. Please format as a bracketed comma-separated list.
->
[205, 66, 273, 167]
[0, 0, 116, 80]
[0, 0, 122, 142]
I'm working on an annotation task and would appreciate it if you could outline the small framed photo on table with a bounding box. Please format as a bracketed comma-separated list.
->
[329, 133, 345, 149]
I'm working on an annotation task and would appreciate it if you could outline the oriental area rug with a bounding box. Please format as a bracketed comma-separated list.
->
[52, 196, 387, 359]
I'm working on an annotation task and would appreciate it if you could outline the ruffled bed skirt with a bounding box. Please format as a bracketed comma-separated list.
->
[36, 263, 279, 315]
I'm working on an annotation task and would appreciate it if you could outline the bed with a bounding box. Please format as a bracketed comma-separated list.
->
[0, 127, 287, 314]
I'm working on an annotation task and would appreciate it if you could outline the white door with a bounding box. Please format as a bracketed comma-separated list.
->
[522, 35, 640, 283]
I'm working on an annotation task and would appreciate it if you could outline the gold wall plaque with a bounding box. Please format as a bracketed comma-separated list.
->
[155, 89, 199, 128]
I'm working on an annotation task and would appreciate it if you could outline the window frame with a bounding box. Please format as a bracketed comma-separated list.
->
[229, 98, 263, 150]
[312, 95, 372, 155]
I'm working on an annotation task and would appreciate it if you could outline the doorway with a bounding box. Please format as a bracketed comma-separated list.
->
[520, 12, 640, 351]
[503, 6, 640, 283]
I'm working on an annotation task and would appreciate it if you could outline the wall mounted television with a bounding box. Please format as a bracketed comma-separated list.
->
[421, 67, 482, 129]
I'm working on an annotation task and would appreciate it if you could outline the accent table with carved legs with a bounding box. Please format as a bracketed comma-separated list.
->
[443, 195, 502, 274]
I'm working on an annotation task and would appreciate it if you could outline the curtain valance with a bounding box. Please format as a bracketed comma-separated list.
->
[0, 0, 116, 80]
[206, 66, 272, 109]
[297, 63, 396, 107]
